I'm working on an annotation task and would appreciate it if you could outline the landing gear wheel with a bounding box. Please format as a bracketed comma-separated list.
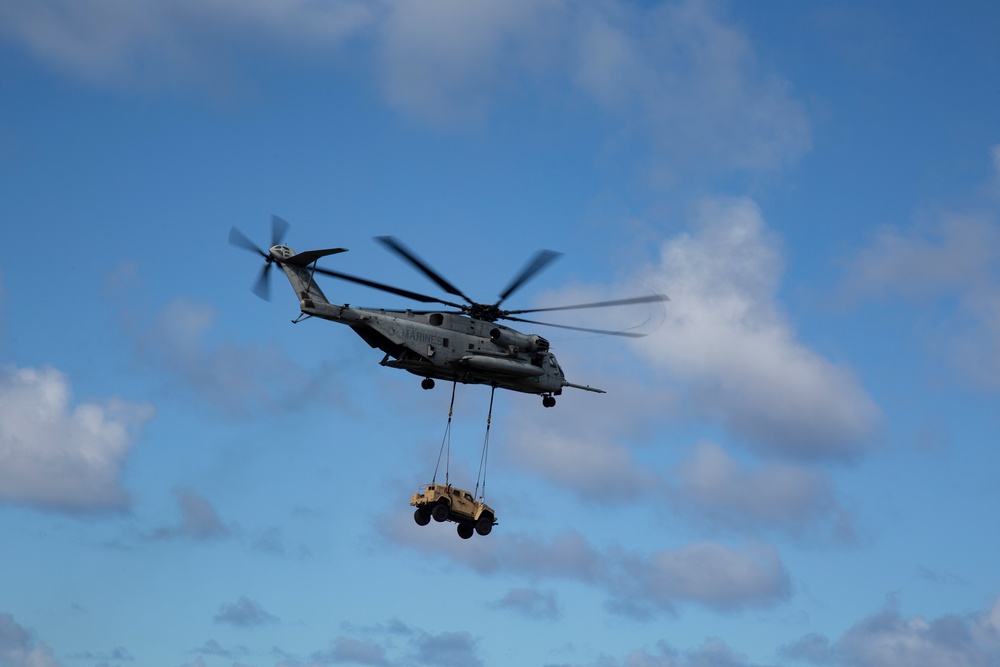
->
[457, 524, 474, 539]
[431, 503, 450, 522]
[542, 395, 556, 408]
[421, 378, 435, 390]
[475, 515, 494, 536]
[413, 508, 430, 526]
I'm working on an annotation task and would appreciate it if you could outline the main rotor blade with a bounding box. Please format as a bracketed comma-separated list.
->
[376, 236, 470, 302]
[312, 266, 465, 308]
[229, 226, 268, 258]
[504, 315, 649, 338]
[495, 249, 562, 306]
[270, 215, 290, 247]
[504, 293, 670, 316]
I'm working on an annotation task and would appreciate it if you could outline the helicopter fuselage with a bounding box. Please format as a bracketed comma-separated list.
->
[309, 303, 567, 395]
[273, 243, 603, 405]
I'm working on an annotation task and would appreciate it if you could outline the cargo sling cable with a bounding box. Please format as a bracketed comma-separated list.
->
[432, 381, 458, 486]
[474, 386, 496, 504]
[431, 382, 496, 503]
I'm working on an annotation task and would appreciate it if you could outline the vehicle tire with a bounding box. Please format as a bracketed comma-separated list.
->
[542, 395, 556, 408]
[457, 524, 474, 539]
[431, 503, 450, 522]
[421, 378, 435, 390]
[475, 515, 493, 536]
[413, 508, 431, 526]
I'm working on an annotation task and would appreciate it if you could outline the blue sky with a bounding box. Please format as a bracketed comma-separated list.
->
[2, 1, 1000, 666]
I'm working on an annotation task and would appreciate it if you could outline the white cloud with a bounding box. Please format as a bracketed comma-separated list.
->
[376, 0, 560, 125]
[470, 530, 613, 583]
[151, 487, 230, 541]
[68, 647, 133, 663]
[781, 594, 1000, 667]
[0, 0, 809, 176]
[0, 613, 62, 667]
[380, 513, 790, 616]
[190, 640, 244, 659]
[841, 215, 1000, 302]
[501, 372, 668, 501]
[505, 412, 656, 500]
[410, 631, 482, 667]
[0, 269, 6, 339]
[601, 638, 766, 667]
[375, 0, 810, 172]
[133, 297, 346, 415]
[0, 0, 373, 90]
[492, 588, 561, 620]
[636, 196, 880, 459]
[213, 597, 278, 627]
[950, 286, 1000, 388]
[840, 211, 1000, 389]
[668, 441, 849, 539]
[570, 0, 811, 175]
[991, 143, 1000, 193]
[313, 623, 479, 667]
[0, 365, 153, 512]
[322, 637, 389, 667]
[616, 541, 791, 615]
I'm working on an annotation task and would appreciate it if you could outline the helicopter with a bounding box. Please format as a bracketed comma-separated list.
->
[229, 216, 669, 407]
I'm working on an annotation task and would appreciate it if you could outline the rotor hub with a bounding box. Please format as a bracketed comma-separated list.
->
[467, 303, 504, 322]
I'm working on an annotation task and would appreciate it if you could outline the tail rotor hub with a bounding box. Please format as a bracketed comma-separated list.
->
[228, 215, 292, 301]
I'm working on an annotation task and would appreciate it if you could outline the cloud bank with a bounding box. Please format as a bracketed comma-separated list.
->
[507, 196, 879, 527]
[667, 441, 851, 540]
[151, 487, 231, 541]
[214, 597, 278, 628]
[781, 594, 1000, 667]
[841, 214, 1000, 390]
[839, 145, 1000, 389]
[637, 196, 880, 459]
[0, 364, 152, 512]
[132, 297, 346, 415]
[382, 515, 790, 617]
[0, 0, 809, 177]
[0, 613, 60, 667]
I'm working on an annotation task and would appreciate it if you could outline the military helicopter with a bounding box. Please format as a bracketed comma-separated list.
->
[229, 216, 669, 407]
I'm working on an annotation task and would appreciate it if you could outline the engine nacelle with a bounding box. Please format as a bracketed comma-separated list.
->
[490, 327, 549, 353]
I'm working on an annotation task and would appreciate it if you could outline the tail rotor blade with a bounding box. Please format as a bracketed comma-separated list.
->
[271, 215, 290, 247]
[229, 226, 267, 258]
[231, 216, 296, 301]
[252, 263, 272, 301]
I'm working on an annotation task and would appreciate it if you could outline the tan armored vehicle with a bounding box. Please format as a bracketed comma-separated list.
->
[411, 483, 497, 539]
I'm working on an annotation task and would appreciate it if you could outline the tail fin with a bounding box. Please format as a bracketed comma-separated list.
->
[277, 247, 347, 307]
